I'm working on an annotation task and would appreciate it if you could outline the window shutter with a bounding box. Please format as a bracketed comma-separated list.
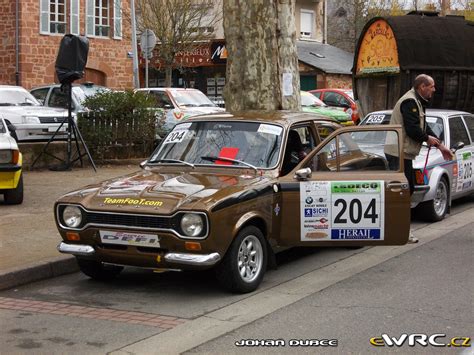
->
[113, 0, 122, 39]
[40, 0, 49, 34]
[86, 0, 94, 36]
[70, 0, 80, 35]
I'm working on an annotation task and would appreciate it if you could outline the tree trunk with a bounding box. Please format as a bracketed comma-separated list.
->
[223, 0, 300, 112]
[165, 66, 173, 87]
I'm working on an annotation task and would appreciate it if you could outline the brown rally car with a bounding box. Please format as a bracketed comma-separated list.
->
[56, 111, 410, 293]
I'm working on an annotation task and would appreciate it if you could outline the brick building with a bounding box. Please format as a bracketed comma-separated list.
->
[0, 0, 133, 90]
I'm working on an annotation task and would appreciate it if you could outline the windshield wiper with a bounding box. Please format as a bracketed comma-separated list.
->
[180, 103, 198, 107]
[0, 103, 15, 106]
[19, 102, 35, 106]
[201, 156, 258, 172]
[147, 158, 195, 168]
[198, 104, 215, 107]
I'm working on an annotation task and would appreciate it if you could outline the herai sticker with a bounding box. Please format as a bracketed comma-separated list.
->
[300, 181, 385, 241]
[257, 124, 283, 136]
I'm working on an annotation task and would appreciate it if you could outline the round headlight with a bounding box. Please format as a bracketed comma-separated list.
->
[180, 213, 203, 237]
[63, 206, 82, 228]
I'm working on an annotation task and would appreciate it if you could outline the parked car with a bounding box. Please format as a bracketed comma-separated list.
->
[30, 82, 110, 114]
[310, 88, 360, 124]
[0, 117, 23, 204]
[0, 85, 69, 141]
[301, 91, 352, 126]
[56, 111, 411, 293]
[135, 88, 225, 134]
[359, 109, 473, 221]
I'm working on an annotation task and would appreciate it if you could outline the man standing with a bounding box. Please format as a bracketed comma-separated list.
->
[385, 74, 452, 243]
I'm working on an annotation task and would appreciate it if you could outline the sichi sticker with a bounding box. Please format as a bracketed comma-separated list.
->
[300, 181, 385, 241]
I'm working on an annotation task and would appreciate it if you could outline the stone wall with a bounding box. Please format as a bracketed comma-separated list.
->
[0, 1, 17, 84]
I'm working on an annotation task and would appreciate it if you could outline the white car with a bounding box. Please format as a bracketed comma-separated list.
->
[135, 88, 225, 134]
[0, 118, 23, 204]
[360, 109, 473, 221]
[0, 85, 70, 141]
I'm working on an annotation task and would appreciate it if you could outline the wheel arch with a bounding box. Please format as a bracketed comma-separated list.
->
[425, 166, 452, 205]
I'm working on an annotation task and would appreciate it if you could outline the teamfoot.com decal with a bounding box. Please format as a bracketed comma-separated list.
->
[235, 338, 338, 347]
[370, 334, 471, 348]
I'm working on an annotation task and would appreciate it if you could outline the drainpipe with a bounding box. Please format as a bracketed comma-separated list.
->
[15, 0, 20, 85]
[323, 0, 327, 44]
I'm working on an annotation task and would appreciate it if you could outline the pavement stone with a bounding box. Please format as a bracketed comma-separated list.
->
[0, 164, 139, 290]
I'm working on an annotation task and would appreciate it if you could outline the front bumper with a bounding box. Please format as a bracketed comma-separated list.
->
[410, 185, 430, 207]
[57, 242, 221, 267]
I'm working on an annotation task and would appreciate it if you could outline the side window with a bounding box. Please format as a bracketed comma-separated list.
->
[308, 129, 399, 172]
[316, 123, 336, 141]
[281, 125, 315, 176]
[30, 88, 50, 105]
[323, 92, 339, 106]
[150, 92, 173, 108]
[312, 92, 322, 99]
[49, 87, 68, 108]
[463, 115, 474, 143]
[449, 116, 470, 148]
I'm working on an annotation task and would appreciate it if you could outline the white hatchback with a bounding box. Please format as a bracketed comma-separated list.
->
[360, 109, 473, 221]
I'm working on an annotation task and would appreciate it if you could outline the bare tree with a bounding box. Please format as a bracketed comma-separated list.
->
[135, 0, 222, 86]
[223, 0, 300, 112]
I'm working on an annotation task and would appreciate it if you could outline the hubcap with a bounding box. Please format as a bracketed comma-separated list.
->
[237, 235, 263, 283]
[433, 181, 447, 216]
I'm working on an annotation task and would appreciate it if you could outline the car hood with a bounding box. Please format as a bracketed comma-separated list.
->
[0, 106, 69, 122]
[59, 169, 271, 214]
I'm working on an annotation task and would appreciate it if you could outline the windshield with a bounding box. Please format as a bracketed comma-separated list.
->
[73, 86, 109, 103]
[170, 90, 217, 108]
[0, 89, 40, 106]
[301, 92, 325, 107]
[149, 121, 283, 169]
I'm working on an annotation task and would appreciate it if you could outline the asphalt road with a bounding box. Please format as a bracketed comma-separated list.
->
[0, 199, 472, 354]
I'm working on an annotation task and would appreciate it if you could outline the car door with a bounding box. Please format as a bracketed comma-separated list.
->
[449, 115, 474, 197]
[278, 125, 410, 246]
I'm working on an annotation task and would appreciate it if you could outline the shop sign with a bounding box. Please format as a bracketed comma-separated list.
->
[149, 44, 213, 67]
[211, 41, 228, 63]
[356, 19, 400, 76]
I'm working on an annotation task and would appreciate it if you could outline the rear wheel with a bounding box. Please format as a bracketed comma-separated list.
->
[4, 174, 23, 205]
[76, 258, 123, 281]
[215, 226, 267, 293]
[417, 177, 449, 222]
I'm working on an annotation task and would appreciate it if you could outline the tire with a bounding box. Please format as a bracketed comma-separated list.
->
[4, 174, 23, 205]
[215, 226, 267, 293]
[76, 258, 123, 281]
[417, 177, 449, 222]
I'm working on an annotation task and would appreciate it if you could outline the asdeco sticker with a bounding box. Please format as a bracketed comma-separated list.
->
[301, 181, 385, 241]
[103, 197, 163, 207]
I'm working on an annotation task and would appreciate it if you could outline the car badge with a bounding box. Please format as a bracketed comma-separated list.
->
[274, 203, 280, 216]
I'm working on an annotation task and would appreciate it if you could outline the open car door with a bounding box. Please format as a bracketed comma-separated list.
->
[278, 125, 410, 247]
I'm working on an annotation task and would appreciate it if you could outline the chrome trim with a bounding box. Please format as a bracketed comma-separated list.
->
[57, 242, 95, 256]
[164, 252, 221, 266]
[55, 204, 209, 240]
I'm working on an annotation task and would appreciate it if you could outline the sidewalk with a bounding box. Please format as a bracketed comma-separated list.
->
[0, 165, 139, 290]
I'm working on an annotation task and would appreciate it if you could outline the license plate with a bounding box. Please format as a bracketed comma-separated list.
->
[99, 230, 160, 247]
[48, 126, 67, 132]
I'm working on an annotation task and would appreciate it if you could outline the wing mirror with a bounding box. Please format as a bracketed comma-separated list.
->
[140, 160, 148, 169]
[294, 167, 312, 180]
[451, 141, 465, 153]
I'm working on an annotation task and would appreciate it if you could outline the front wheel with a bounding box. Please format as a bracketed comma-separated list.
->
[215, 226, 267, 293]
[76, 258, 123, 281]
[417, 178, 449, 222]
[4, 174, 23, 205]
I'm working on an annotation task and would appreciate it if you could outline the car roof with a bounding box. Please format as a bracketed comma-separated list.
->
[366, 109, 471, 117]
[183, 110, 339, 128]
[0, 85, 28, 91]
[310, 88, 353, 94]
[31, 83, 106, 89]
[135, 87, 201, 92]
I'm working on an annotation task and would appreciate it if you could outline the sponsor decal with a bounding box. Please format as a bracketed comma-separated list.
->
[304, 207, 329, 217]
[235, 338, 338, 347]
[332, 229, 381, 240]
[103, 197, 163, 207]
[331, 182, 381, 194]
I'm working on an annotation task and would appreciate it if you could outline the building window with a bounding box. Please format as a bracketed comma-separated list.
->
[300, 10, 314, 38]
[94, 0, 110, 36]
[40, 0, 67, 34]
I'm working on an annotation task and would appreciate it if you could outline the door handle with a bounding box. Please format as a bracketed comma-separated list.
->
[387, 181, 408, 192]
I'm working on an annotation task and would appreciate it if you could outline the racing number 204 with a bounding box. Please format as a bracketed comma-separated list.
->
[334, 198, 378, 224]
[463, 161, 472, 179]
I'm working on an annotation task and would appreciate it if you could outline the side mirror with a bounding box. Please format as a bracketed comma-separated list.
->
[451, 141, 465, 153]
[294, 167, 312, 180]
[139, 160, 148, 169]
[5, 119, 16, 132]
[164, 104, 173, 109]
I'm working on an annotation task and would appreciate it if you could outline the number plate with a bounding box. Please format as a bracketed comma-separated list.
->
[300, 181, 385, 241]
[99, 231, 160, 247]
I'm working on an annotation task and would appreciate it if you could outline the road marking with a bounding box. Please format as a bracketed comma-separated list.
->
[111, 208, 474, 355]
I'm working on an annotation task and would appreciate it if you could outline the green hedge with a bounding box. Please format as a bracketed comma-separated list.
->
[78, 90, 164, 160]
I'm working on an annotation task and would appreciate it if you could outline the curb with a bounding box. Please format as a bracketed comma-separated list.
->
[0, 255, 79, 291]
